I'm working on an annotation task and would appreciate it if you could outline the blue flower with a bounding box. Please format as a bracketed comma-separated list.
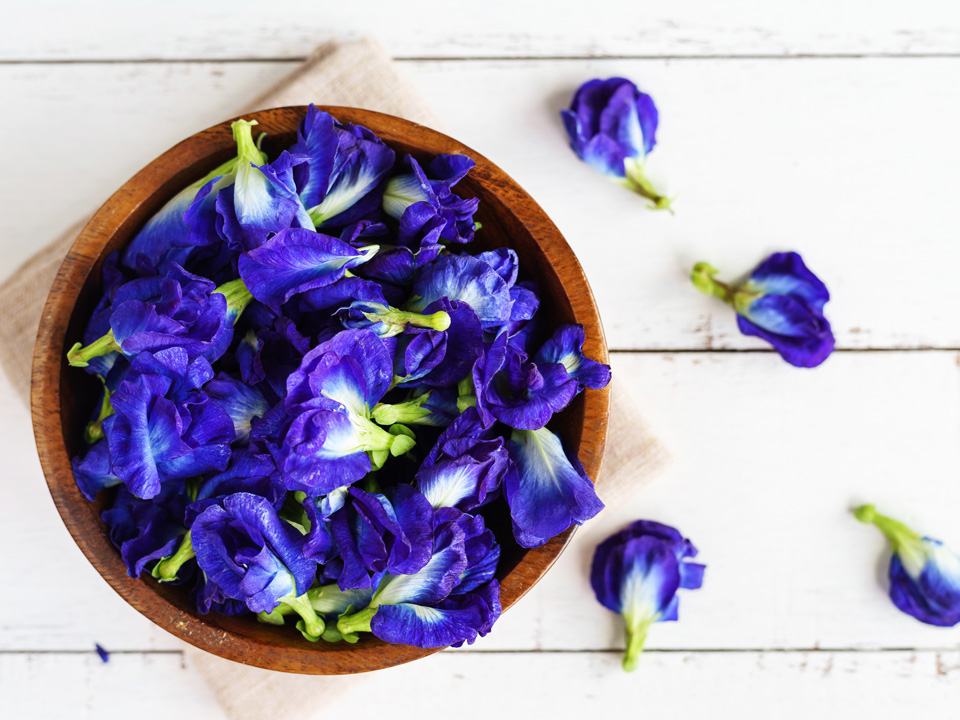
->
[330, 485, 435, 591]
[337, 507, 501, 648]
[691, 251, 834, 368]
[415, 407, 510, 511]
[561, 77, 670, 210]
[101, 348, 235, 499]
[278, 329, 416, 494]
[382, 154, 479, 246]
[337, 300, 451, 338]
[534, 324, 611, 392]
[101, 484, 190, 578]
[472, 332, 578, 431]
[71, 438, 121, 501]
[237, 227, 378, 309]
[591, 520, 705, 671]
[409, 254, 514, 331]
[504, 425, 604, 548]
[292, 106, 396, 228]
[854, 505, 960, 627]
[216, 122, 314, 253]
[67, 265, 253, 368]
[204, 374, 268, 445]
[192, 492, 325, 637]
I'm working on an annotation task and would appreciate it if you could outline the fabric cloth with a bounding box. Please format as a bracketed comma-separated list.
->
[0, 37, 669, 718]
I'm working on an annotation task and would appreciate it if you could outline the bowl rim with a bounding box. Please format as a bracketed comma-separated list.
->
[31, 106, 610, 674]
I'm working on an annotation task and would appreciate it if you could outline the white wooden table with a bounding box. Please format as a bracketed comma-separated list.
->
[3, 2, 960, 716]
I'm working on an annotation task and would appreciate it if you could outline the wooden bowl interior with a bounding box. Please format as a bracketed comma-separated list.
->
[34, 107, 609, 674]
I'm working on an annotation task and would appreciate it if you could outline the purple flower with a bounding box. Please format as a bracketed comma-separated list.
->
[533, 324, 611, 391]
[330, 485, 435, 591]
[591, 520, 705, 670]
[692, 252, 834, 368]
[472, 332, 578, 431]
[67, 265, 252, 369]
[504, 425, 604, 548]
[100, 348, 235, 499]
[204, 373, 268, 444]
[237, 227, 378, 309]
[71, 439, 121, 501]
[101, 484, 189, 578]
[409, 254, 514, 331]
[337, 300, 451, 338]
[277, 329, 415, 495]
[415, 408, 509, 511]
[292, 106, 396, 228]
[561, 77, 670, 210]
[337, 507, 501, 648]
[855, 505, 960, 627]
[382, 154, 479, 246]
[192, 492, 325, 636]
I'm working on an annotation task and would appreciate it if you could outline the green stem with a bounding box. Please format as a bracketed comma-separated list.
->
[84, 379, 114, 444]
[279, 593, 325, 640]
[231, 119, 266, 166]
[214, 278, 254, 324]
[337, 606, 378, 636]
[622, 616, 653, 672]
[854, 504, 922, 552]
[623, 157, 673, 212]
[67, 330, 121, 368]
[152, 530, 195, 583]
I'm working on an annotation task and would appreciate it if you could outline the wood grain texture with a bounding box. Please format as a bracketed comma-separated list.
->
[4, 649, 960, 720]
[4, 0, 960, 61]
[4, 59, 960, 351]
[30, 107, 610, 673]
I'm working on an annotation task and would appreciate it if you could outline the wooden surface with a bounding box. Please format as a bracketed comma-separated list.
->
[3, 0, 960, 715]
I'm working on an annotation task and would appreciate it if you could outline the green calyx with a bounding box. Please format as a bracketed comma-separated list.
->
[623, 157, 673, 213]
[853, 504, 926, 571]
[152, 530, 195, 583]
[84, 378, 114, 443]
[337, 606, 378, 637]
[278, 593, 325, 641]
[622, 614, 654, 672]
[67, 330, 121, 368]
[372, 393, 433, 426]
[362, 305, 451, 337]
[231, 119, 267, 166]
[214, 278, 254, 324]
[691, 263, 762, 315]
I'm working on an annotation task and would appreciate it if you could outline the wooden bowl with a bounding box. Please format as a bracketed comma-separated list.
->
[31, 107, 610, 674]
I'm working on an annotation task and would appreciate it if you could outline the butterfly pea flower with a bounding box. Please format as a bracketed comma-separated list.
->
[534, 324, 611, 392]
[101, 348, 235, 499]
[291, 105, 397, 229]
[237, 227, 379, 309]
[337, 507, 501, 648]
[390, 328, 447, 385]
[505, 425, 604, 548]
[204, 373, 268, 444]
[408, 254, 514, 331]
[415, 407, 510, 511]
[338, 300, 451, 338]
[119, 128, 254, 273]
[330, 485, 435, 591]
[192, 492, 325, 637]
[691, 251, 835, 368]
[382, 153, 479, 247]
[854, 504, 960, 627]
[101, 484, 190, 578]
[591, 520, 705, 671]
[472, 332, 578, 431]
[358, 243, 443, 288]
[216, 121, 315, 253]
[560, 77, 670, 211]
[278, 329, 416, 495]
[372, 386, 461, 428]
[67, 265, 253, 368]
[72, 438, 121, 501]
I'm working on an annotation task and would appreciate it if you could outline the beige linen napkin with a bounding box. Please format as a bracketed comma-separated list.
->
[1, 37, 669, 717]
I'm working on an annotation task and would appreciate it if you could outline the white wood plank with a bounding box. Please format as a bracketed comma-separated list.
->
[3, 59, 960, 350]
[4, 351, 959, 652]
[5, 0, 960, 61]
[3, 649, 960, 719]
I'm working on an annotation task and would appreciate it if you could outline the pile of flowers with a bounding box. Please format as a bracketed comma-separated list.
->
[68, 106, 610, 648]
